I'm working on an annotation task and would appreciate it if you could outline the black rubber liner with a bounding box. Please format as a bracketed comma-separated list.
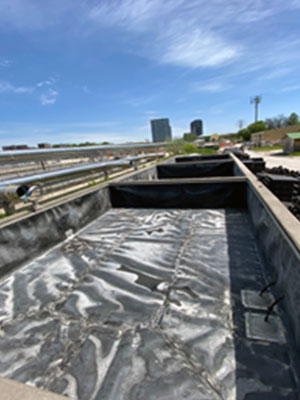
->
[175, 154, 230, 162]
[109, 180, 247, 208]
[0, 208, 298, 399]
[157, 160, 234, 179]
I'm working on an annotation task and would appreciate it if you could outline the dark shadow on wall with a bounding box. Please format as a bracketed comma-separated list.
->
[225, 209, 299, 399]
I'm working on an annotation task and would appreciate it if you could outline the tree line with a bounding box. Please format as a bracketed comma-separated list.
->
[237, 112, 299, 141]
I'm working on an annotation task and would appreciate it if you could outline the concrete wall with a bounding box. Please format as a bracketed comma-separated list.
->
[284, 138, 294, 154]
[283, 138, 300, 153]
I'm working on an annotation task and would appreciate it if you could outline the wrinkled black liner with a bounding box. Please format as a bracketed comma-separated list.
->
[0, 208, 298, 399]
[157, 160, 234, 179]
[109, 181, 247, 208]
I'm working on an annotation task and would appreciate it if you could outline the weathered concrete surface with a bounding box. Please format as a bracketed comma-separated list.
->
[0, 377, 68, 400]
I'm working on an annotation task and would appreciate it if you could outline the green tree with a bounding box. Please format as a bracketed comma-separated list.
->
[265, 115, 288, 129]
[247, 120, 267, 133]
[236, 128, 250, 141]
[183, 133, 198, 142]
[236, 121, 267, 142]
[182, 143, 198, 153]
[287, 112, 299, 126]
[165, 137, 184, 155]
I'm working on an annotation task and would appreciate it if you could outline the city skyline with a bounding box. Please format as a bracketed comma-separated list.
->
[0, 1, 300, 146]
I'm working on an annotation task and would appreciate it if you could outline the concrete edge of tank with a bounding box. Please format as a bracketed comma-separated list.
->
[0, 377, 68, 400]
[231, 153, 300, 252]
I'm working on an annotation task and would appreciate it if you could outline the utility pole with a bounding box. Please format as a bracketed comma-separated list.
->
[238, 120, 244, 130]
[250, 96, 262, 122]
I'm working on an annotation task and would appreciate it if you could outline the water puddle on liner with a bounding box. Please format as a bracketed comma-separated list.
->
[146, 228, 164, 235]
[174, 286, 198, 299]
[119, 265, 164, 291]
[118, 265, 182, 307]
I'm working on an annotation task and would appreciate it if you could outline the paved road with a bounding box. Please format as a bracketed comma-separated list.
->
[247, 149, 300, 171]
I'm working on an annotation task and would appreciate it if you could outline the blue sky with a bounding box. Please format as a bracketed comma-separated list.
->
[1, 0, 300, 146]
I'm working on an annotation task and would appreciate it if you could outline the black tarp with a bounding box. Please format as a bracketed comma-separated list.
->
[157, 160, 234, 179]
[109, 180, 247, 208]
[0, 208, 298, 399]
[175, 154, 230, 162]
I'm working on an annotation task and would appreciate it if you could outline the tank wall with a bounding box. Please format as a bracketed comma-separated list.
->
[109, 180, 247, 208]
[247, 182, 300, 351]
[157, 160, 235, 179]
[0, 187, 111, 277]
[233, 162, 246, 177]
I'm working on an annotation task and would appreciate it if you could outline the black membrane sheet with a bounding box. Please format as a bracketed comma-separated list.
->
[0, 208, 298, 399]
[157, 161, 234, 179]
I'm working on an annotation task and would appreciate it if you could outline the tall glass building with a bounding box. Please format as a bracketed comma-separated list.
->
[151, 119, 172, 142]
[190, 120, 203, 136]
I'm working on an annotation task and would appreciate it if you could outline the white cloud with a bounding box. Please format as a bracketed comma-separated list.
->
[86, 0, 300, 69]
[281, 84, 300, 92]
[124, 95, 155, 108]
[193, 82, 231, 93]
[88, 0, 241, 68]
[36, 77, 59, 105]
[0, 1, 299, 72]
[0, 0, 299, 86]
[40, 89, 58, 105]
[0, 77, 60, 106]
[144, 110, 159, 116]
[258, 67, 292, 81]
[160, 28, 240, 68]
[0, 81, 33, 94]
[37, 78, 56, 88]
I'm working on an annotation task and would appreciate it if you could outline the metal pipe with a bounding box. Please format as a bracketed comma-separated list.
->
[0, 143, 166, 163]
[0, 153, 164, 186]
[0, 184, 36, 201]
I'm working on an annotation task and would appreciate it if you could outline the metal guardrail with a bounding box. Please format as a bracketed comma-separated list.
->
[0, 153, 164, 215]
[0, 142, 167, 163]
[1, 158, 134, 186]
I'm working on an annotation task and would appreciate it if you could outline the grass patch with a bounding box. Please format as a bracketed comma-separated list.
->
[252, 145, 282, 152]
[179, 143, 218, 155]
[289, 152, 300, 156]
[88, 179, 98, 187]
[195, 148, 218, 155]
